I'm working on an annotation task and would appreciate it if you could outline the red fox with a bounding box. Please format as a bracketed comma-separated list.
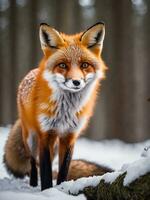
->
[4, 119, 113, 180]
[4, 22, 107, 190]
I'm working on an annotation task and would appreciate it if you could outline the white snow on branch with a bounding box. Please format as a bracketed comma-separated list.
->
[122, 152, 150, 186]
[57, 176, 102, 195]
[57, 171, 123, 195]
[102, 171, 123, 184]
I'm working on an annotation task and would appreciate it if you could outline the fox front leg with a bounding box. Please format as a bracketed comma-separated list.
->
[57, 134, 77, 185]
[39, 133, 57, 190]
[39, 143, 52, 190]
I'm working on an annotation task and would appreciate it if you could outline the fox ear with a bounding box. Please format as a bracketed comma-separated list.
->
[39, 23, 64, 56]
[80, 22, 105, 54]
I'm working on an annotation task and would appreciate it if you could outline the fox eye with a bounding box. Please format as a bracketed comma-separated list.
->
[81, 62, 89, 69]
[58, 63, 67, 69]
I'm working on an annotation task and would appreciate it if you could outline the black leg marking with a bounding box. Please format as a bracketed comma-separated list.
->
[57, 147, 72, 185]
[30, 157, 38, 187]
[40, 147, 53, 191]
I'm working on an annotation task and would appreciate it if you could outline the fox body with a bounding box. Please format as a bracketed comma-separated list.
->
[4, 22, 107, 190]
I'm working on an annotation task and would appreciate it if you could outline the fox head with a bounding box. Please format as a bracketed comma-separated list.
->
[39, 22, 106, 92]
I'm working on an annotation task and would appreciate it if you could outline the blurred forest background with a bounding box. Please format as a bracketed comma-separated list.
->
[0, 0, 150, 142]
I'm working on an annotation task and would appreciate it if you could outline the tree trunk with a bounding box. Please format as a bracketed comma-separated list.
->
[77, 173, 150, 200]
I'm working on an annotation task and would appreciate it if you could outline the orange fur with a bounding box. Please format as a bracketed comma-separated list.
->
[5, 22, 107, 189]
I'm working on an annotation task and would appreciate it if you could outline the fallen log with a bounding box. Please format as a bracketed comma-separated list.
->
[82, 172, 150, 200]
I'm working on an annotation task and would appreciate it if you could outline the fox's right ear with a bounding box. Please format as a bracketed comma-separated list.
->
[39, 23, 64, 56]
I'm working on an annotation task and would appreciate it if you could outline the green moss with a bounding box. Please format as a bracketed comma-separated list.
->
[83, 186, 98, 200]
[76, 172, 150, 200]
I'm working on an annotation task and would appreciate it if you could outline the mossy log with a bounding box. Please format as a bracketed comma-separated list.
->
[77, 172, 150, 200]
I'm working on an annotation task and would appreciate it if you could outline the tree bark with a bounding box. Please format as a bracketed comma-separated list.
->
[76, 172, 150, 200]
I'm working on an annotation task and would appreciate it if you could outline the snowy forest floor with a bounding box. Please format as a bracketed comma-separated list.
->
[0, 127, 150, 200]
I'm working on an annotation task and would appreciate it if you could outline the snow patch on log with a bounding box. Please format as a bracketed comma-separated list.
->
[57, 171, 124, 195]
[122, 148, 150, 186]
[102, 171, 122, 184]
[57, 176, 103, 195]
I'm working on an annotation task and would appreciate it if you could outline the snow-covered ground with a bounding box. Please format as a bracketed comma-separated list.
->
[0, 127, 150, 200]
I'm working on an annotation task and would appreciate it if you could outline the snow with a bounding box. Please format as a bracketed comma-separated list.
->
[0, 188, 85, 200]
[0, 127, 10, 179]
[0, 127, 150, 199]
[57, 176, 102, 195]
[123, 157, 150, 186]
[122, 147, 150, 186]
[102, 171, 122, 184]
[57, 172, 122, 195]
[57, 171, 121, 195]
[141, 146, 150, 158]
[73, 138, 150, 170]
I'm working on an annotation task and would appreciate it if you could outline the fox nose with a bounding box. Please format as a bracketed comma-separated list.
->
[72, 80, 80, 86]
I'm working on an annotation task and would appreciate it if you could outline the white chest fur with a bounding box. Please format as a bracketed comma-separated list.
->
[38, 81, 96, 135]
